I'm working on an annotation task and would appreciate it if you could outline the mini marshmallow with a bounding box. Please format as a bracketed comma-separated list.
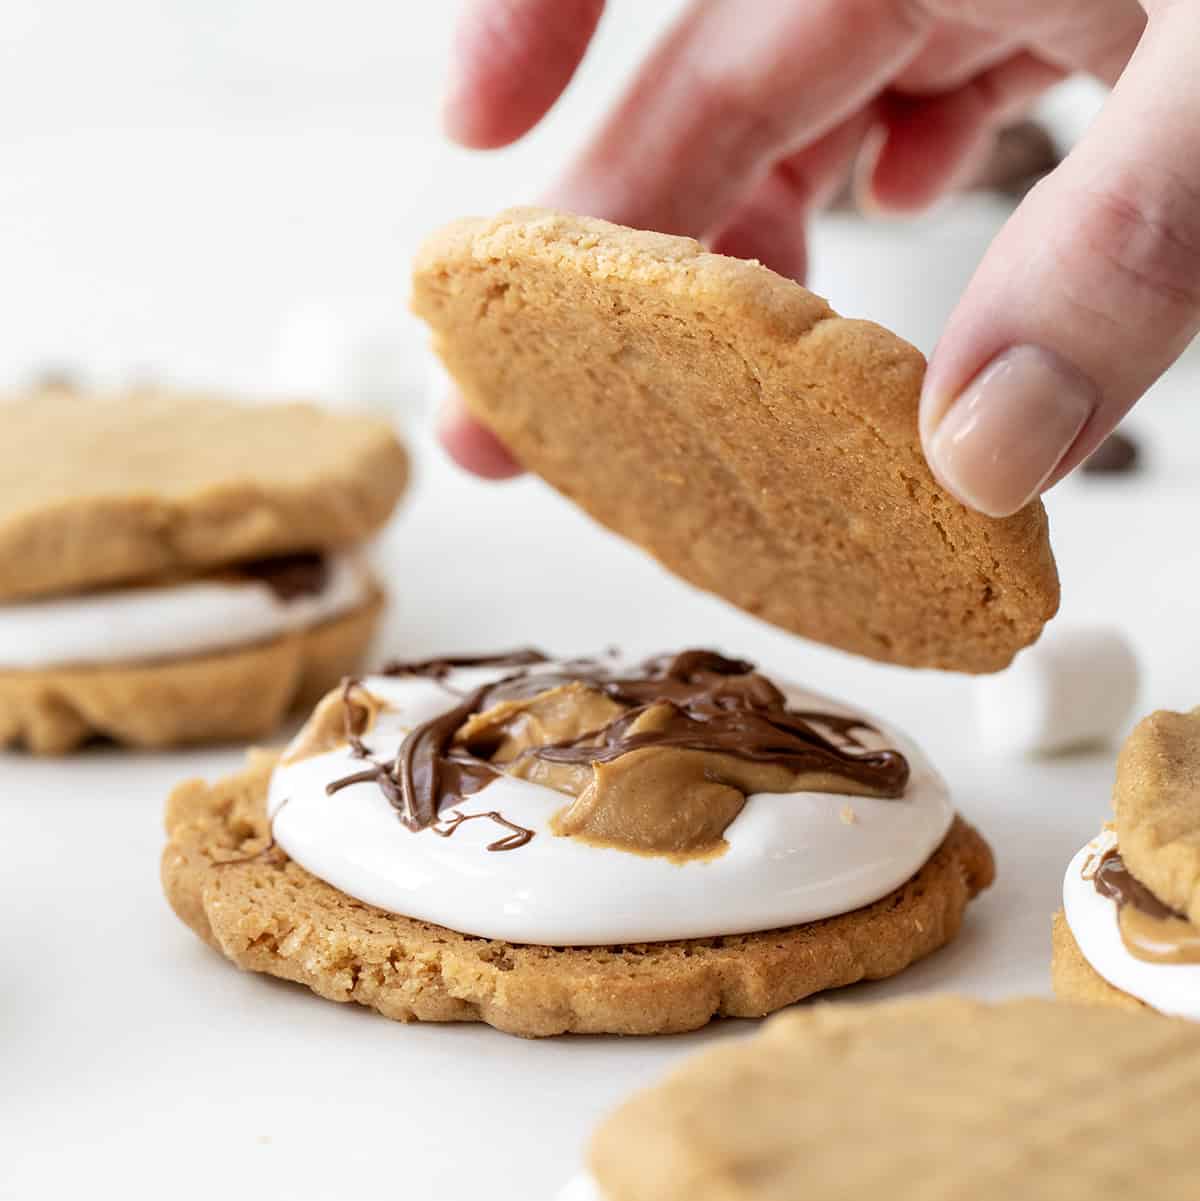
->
[972, 626, 1140, 757]
[555, 1176, 603, 1201]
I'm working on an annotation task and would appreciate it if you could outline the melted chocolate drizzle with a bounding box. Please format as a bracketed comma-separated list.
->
[326, 678, 516, 843]
[332, 649, 910, 849]
[379, 649, 550, 681]
[1094, 850, 1183, 921]
[433, 809, 534, 852]
[238, 551, 329, 601]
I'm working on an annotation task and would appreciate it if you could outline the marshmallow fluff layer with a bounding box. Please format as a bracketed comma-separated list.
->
[0, 552, 371, 669]
[1063, 836, 1200, 1020]
[267, 663, 956, 947]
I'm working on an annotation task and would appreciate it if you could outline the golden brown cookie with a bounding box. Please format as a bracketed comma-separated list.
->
[1114, 707, 1200, 926]
[162, 753, 993, 1038]
[0, 588, 382, 753]
[412, 208, 1058, 672]
[588, 996, 1197, 1201]
[0, 390, 408, 601]
[1051, 910, 1147, 1013]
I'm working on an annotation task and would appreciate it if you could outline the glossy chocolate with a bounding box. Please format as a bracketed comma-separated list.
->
[336, 650, 911, 853]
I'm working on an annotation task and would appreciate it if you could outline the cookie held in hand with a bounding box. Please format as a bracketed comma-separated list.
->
[413, 207, 1058, 672]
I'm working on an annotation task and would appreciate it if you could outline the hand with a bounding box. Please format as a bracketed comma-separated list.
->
[438, 0, 1200, 517]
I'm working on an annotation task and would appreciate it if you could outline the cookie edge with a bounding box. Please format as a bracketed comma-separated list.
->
[162, 754, 995, 1037]
[0, 585, 383, 753]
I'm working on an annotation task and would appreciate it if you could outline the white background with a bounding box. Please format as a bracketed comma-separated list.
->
[3, 4, 1200, 1200]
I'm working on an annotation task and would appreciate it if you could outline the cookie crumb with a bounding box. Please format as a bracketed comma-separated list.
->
[840, 804, 858, 825]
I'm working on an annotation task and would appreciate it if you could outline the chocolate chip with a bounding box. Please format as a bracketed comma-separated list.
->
[238, 552, 329, 600]
[1083, 431, 1140, 475]
[968, 121, 1060, 199]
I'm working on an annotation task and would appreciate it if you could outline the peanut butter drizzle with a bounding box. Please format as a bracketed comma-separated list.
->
[361, 649, 910, 859]
[1094, 851, 1200, 965]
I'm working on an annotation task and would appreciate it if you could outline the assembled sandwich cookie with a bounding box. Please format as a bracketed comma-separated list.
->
[560, 996, 1200, 1201]
[1054, 707, 1200, 1017]
[0, 389, 407, 752]
[163, 648, 993, 1037]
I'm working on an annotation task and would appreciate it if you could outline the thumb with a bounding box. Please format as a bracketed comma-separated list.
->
[921, 8, 1200, 517]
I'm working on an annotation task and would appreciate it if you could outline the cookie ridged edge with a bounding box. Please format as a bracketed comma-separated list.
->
[1050, 909, 1149, 1013]
[162, 757, 994, 1037]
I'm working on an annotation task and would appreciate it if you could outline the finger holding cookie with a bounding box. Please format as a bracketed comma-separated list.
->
[921, 0, 1200, 515]
[434, 0, 1199, 524]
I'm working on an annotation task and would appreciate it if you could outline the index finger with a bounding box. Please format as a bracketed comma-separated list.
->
[548, 0, 930, 236]
[444, 0, 606, 149]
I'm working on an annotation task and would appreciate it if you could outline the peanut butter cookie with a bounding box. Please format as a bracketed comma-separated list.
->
[0, 587, 382, 753]
[587, 996, 1197, 1200]
[1114, 707, 1200, 925]
[0, 389, 406, 601]
[162, 752, 993, 1037]
[0, 390, 406, 751]
[412, 208, 1058, 672]
[1051, 911, 1147, 1013]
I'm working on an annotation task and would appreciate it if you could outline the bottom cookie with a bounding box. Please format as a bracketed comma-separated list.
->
[1051, 910, 1149, 1013]
[0, 589, 382, 753]
[162, 753, 994, 1037]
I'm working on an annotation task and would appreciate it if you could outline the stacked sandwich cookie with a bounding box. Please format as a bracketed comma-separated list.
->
[1054, 707, 1200, 1017]
[0, 390, 407, 752]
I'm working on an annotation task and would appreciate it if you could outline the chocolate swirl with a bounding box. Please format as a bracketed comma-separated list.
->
[237, 551, 329, 601]
[344, 649, 910, 840]
[1094, 851, 1180, 921]
[1092, 848, 1200, 965]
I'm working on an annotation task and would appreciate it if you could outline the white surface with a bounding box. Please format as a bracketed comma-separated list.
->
[1063, 838, 1200, 1020]
[6, 431, 1200, 1201]
[0, 551, 369, 668]
[971, 626, 1140, 756]
[0, 1, 1126, 400]
[3, 4, 1200, 1200]
[269, 668, 953, 945]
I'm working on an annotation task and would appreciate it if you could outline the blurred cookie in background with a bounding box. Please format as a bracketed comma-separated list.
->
[0, 388, 408, 753]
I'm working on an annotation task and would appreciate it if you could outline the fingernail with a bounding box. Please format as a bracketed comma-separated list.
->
[927, 346, 1096, 517]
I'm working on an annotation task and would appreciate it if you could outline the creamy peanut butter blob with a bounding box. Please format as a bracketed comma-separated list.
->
[290, 649, 910, 862]
[1092, 849, 1200, 967]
